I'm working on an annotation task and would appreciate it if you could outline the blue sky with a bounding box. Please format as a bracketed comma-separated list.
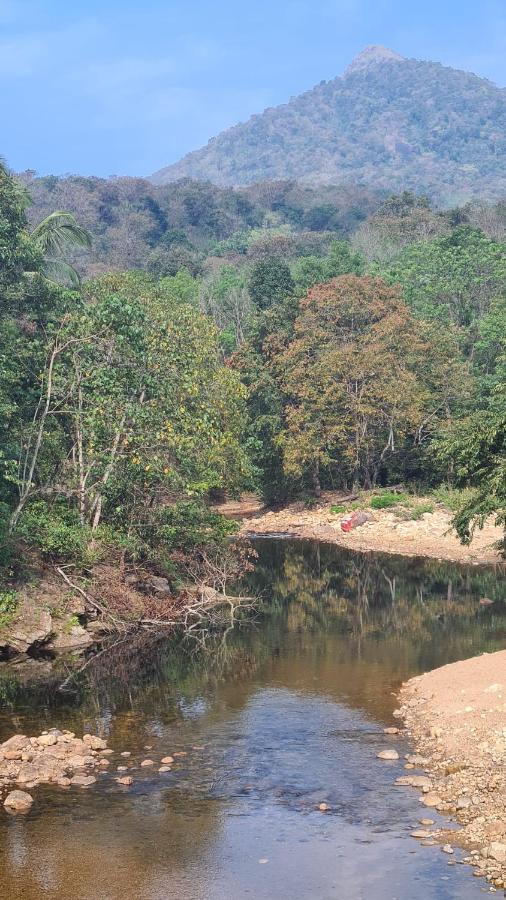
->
[1, 0, 505, 177]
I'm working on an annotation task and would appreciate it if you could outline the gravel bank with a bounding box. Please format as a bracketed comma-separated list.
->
[398, 650, 506, 891]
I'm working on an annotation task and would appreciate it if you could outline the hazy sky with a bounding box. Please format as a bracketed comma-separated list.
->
[2, 0, 505, 177]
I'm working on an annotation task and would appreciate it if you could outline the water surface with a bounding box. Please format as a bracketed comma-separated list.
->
[0, 541, 505, 899]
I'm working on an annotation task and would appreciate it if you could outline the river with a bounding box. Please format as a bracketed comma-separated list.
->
[0, 540, 505, 899]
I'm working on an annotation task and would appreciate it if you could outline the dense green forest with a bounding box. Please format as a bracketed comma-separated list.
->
[1, 159, 505, 605]
[152, 48, 506, 204]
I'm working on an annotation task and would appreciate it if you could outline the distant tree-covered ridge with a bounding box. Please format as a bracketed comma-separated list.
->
[152, 46, 506, 204]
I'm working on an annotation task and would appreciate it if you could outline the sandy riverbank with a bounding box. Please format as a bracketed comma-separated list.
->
[398, 650, 506, 890]
[236, 492, 503, 566]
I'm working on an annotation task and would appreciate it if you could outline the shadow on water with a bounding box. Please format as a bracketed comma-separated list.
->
[0, 540, 504, 899]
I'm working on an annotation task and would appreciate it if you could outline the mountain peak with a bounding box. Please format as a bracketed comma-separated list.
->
[344, 45, 405, 76]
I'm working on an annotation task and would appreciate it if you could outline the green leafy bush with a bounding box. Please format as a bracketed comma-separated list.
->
[15, 502, 90, 561]
[0, 589, 18, 627]
[158, 501, 237, 552]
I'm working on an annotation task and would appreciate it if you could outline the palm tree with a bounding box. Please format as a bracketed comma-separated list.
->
[31, 211, 92, 288]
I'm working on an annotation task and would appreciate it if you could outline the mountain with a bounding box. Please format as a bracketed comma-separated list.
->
[151, 46, 506, 203]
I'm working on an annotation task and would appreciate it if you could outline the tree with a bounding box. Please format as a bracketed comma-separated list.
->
[377, 226, 506, 348]
[248, 256, 294, 310]
[279, 275, 463, 492]
[437, 399, 506, 554]
[30, 211, 92, 287]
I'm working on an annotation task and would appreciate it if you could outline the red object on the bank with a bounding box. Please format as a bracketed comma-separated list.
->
[341, 511, 370, 532]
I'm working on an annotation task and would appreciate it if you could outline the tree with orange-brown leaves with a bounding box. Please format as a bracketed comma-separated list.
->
[279, 274, 465, 493]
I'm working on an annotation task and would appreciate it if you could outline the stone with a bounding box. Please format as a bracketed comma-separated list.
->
[4, 790, 33, 812]
[158, 766, 171, 773]
[442, 845, 454, 855]
[98, 759, 110, 767]
[4, 606, 52, 654]
[318, 803, 330, 811]
[456, 795, 471, 809]
[83, 735, 107, 751]
[487, 843, 506, 864]
[116, 776, 133, 786]
[140, 759, 154, 767]
[161, 756, 174, 765]
[411, 830, 432, 839]
[37, 733, 58, 747]
[422, 792, 443, 808]
[120, 752, 131, 758]
[377, 749, 399, 760]
[0, 735, 29, 753]
[150, 576, 171, 594]
[70, 775, 96, 787]
[3, 750, 22, 760]
[47, 622, 93, 652]
[383, 727, 400, 735]
[419, 818, 434, 826]
[396, 775, 432, 789]
[117, 766, 128, 772]
[57, 777, 71, 787]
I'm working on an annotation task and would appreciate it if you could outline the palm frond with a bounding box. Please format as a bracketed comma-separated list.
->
[31, 211, 92, 257]
[42, 257, 82, 288]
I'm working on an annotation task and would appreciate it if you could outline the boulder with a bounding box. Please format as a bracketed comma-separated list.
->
[47, 621, 93, 652]
[4, 790, 33, 813]
[3, 606, 52, 654]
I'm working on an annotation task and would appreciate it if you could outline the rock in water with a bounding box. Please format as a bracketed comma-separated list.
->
[377, 749, 399, 760]
[4, 790, 33, 813]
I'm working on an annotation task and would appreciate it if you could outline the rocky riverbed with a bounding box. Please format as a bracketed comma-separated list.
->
[240, 492, 503, 565]
[0, 729, 180, 813]
[397, 650, 506, 891]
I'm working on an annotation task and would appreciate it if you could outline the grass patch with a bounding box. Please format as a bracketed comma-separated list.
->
[330, 504, 346, 515]
[370, 490, 410, 509]
[394, 502, 434, 520]
[432, 486, 477, 513]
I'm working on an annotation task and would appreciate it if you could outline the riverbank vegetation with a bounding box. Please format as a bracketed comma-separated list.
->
[0, 161, 505, 642]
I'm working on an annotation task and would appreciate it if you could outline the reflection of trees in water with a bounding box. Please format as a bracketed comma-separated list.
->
[250, 541, 506, 644]
[0, 542, 504, 726]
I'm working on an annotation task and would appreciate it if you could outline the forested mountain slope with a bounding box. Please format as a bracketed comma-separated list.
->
[152, 46, 506, 203]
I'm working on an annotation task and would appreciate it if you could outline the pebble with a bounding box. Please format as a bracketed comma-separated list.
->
[159, 766, 171, 773]
[120, 752, 131, 758]
[318, 803, 330, 811]
[442, 845, 454, 855]
[161, 756, 174, 765]
[116, 776, 133, 786]
[140, 759, 154, 767]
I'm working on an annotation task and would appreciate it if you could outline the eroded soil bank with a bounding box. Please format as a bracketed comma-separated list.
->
[238, 492, 503, 565]
[399, 650, 506, 890]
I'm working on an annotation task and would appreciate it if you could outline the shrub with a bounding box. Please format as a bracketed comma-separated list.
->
[0, 590, 18, 627]
[330, 504, 346, 514]
[14, 502, 90, 561]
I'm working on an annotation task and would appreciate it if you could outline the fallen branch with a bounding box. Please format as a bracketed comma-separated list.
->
[55, 566, 125, 630]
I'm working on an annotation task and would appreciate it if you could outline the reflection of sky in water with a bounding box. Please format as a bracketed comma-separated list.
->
[0, 540, 504, 899]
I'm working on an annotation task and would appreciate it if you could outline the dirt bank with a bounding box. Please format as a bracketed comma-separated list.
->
[398, 650, 506, 890]
[238, 492, 503, 565]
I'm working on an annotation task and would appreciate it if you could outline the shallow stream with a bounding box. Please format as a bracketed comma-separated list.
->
[0, 540, 505, 899]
